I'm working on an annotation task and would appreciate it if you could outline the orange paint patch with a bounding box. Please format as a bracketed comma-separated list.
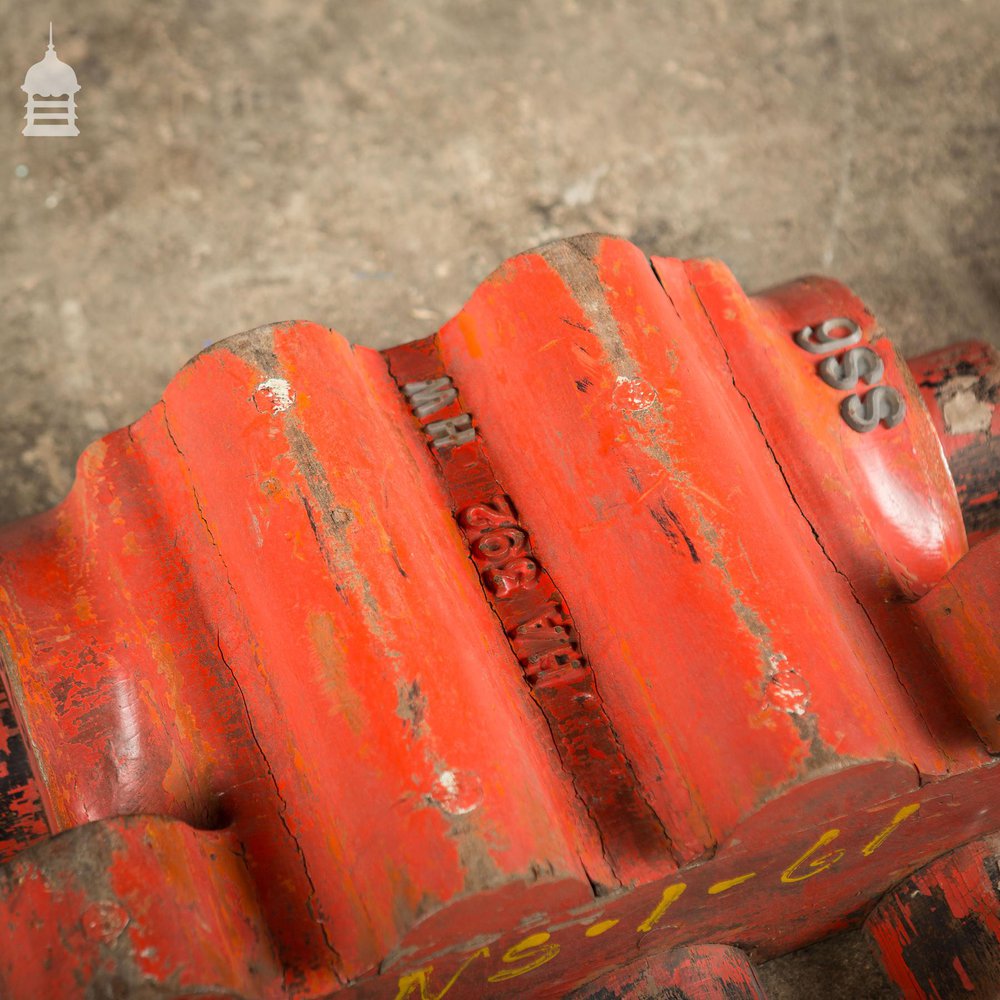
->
[458, 313, 482, 359]
[73, 594, 95, 622]
[309, 611, 368, 734]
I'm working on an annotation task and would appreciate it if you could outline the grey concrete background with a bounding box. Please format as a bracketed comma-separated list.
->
[1, 0, 997, 996]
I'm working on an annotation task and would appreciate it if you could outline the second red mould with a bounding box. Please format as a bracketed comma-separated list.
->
[909, 339, 1000, 545]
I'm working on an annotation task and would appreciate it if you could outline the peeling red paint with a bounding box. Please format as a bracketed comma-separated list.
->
[0, 236, 996, 998]
[866, 833, 1000, 999]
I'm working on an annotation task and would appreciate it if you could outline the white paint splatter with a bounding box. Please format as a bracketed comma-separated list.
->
[770, 679, 809, 716]
[253, 378, 295, 413]
[249, 510, 263, 549]
[940, 374, 994, 435]
[612, 376, 657, 413]
[765, 654, 810, 717]
[430, 769, 483, 816]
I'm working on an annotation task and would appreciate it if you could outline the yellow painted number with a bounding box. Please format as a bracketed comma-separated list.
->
[781, 828, 844, 883]
[636, 882, 687, 933]
[862, 803, 920, 857]
[394, 947, 490, 1000]
[487, 932, 560, 983]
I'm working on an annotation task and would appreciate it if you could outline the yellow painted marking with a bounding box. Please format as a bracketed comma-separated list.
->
[584, 919, 619, 937]
[708, 872, 757, 894]
[636, 882, 687, 933]
[781, 828, 844, 884]
[861, 803, 920, 857]
[395, 947, 490, 1000]
[487, 932, 560, 983]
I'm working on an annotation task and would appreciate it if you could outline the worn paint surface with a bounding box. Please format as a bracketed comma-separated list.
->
[909, 341, 1000, 544]
[0, 671, 48, 859]
[865, 832, 1000, 999]
[0, 236, 996, 998]
[914, 539, 1000, 753]
[565, 944, 769, 999]
[0, 815, 282, 999]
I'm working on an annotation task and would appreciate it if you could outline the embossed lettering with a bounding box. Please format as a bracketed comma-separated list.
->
[511, 607, 574, 660]
[818, 346, 885, 390]
[840, 385, 906, 433]
[530, 652, 589, 689]
[793, 317, 862, 354]
[473, 527, 528, 564]
[485, 556, 539, 597]
[459, 496, 518, 533]
[426, 413, 476, 450]
[403, 377, 458, 418]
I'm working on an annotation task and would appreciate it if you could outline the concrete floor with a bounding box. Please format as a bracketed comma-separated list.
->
[1, 1, 997, 996]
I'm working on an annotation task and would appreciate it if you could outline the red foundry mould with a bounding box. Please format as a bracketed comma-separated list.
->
[0, 235, 997, 998]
